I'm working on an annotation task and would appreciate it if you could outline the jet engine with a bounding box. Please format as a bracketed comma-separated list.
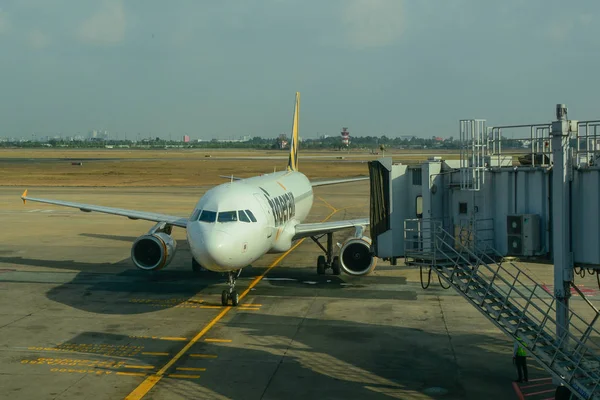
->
[339, 235, 377, 276]
[131, 232, 177, 271]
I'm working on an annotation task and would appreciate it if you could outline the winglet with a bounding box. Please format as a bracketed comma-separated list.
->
[21, 189, 28, 204]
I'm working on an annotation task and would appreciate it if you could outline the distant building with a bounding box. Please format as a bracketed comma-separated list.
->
[341, 127, 350, 147]
[183, 135, 190, 143]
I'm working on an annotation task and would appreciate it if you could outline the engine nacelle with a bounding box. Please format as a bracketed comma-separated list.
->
[131, 232, 177, 271]
[339, 236, 377, 276]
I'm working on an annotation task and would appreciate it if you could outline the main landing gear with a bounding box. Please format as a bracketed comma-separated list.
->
[311, 232, 341, 275]
[221, 269, 242, 306]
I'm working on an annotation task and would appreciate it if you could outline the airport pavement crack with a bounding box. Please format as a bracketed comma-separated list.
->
[0, 313, 33, 330]
[437, 295, 461, 381]
[259, 295, 317, 400]
[51, 373, 86, 400]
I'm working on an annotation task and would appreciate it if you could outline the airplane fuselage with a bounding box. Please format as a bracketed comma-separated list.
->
[186, 170, 314, 272]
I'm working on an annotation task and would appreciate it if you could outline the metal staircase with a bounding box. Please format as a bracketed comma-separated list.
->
[404, 219, 600, 400]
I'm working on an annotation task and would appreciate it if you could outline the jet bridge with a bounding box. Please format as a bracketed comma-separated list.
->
[368, 104, 600, 400]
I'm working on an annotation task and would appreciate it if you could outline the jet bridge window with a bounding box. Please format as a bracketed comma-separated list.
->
[217, 211, 238, 223]
[199, 210, 217, 223]
[238, 210, 251, 223]
[245, 209, 257, 222]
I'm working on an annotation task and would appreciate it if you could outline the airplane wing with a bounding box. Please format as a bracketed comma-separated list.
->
[292, 218, 369, 240]
[20, 190, 188, 228]
[310, 176, 369, 187]
[219, 175, 243, 181]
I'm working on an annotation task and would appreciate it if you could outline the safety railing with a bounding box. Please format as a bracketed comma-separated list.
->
[455, 222, 600, 351]
[488, 123, 553, 167]
[576, 120, 600, 168]
[431, 222, 600, 399]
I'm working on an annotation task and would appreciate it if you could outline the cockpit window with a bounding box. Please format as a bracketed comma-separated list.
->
[191, 209, 202, 221]
[217, 211, 237, 223]
[238, 210, 251, 223]
[245, 209, 257, 222]
[199, 210, 217, 223]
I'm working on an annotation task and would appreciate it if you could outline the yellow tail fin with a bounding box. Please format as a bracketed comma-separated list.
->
[287, 92, 300, 172]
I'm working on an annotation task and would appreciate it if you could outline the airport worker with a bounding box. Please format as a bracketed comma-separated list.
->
[513, 337, 528, 383]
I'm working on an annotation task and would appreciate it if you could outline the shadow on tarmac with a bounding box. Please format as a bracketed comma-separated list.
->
[0, 235, 417, 315]
[36, 313, 522, 400]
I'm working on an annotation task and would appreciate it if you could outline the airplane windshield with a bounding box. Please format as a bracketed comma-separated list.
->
[238, 210, 251, 223]
[190, 209, 201, 221]
[217, 211, 237, 223]
[199, 210, 217, 223]
[245, 209, 257, 222]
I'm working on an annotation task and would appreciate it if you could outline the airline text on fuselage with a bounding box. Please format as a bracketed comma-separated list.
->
[264, 192, 295, 226]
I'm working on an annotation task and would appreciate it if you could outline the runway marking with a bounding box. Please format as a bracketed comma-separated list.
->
[190, 354, 217, 358]
[29, 343, 142, 357]
[118, 372, 147, 377]
[176, 367, 206, 372]
[317, 196, 337, 212]
[241, 303, 262, 307]
[141, 352, 169, 356]
[168, 374, 200, 379]
[22, 357, 125, 369]
[199, 305, 222, 309]
[204, 339, 231, 343]
[125, 365, 155, 370]
[124, 208, 339, 400]
[239, 307, 261, 311]
[129, 336, 188, 341]
[50, 368, 113, 375]
[129, 298, 205, 309]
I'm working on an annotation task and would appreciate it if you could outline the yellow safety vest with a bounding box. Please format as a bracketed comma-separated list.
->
[516, 337, 527, 356]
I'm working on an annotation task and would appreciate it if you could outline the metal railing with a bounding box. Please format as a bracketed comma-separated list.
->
[460, 119, 487, 190]
[404, 218, 600, 399]
[576, 120, 600, 168]
[488, 123, 553, 167]
[433, 223, 600, 399]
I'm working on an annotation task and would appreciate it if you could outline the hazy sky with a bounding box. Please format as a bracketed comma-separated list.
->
[1, 0, 599, 139]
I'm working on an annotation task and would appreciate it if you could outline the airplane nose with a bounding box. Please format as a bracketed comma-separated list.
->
[204, 230, 234, 266]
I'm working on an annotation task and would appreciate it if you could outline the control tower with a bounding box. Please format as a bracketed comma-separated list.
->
[341, 128, 350, 147]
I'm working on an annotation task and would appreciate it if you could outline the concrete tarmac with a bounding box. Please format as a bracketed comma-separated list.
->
[0, 184, 580, 399]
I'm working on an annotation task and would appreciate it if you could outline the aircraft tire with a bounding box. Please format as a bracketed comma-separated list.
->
[221, 290, 229, 306]
[231, 291, 239, 306]
[317, 256, 326, 275]
[331, 256, 341, 275]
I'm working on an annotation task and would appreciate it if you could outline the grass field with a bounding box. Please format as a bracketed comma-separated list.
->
[0, 149, 462, 187]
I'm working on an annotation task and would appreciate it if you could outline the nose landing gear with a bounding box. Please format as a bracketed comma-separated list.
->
[221, 269, 242, 306]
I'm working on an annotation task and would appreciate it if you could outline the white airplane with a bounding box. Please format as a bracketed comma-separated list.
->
[20, 92, 376, 306]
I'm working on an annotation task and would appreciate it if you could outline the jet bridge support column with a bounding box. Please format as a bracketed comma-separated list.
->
[551, 104, 573, 356]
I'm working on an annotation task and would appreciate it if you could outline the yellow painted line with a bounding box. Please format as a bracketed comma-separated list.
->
[125, 365, 155, 370]
[117, 372, 147, 377]
[168, 374, 200, 379]
[176, 367, 206, 372]
[141, 352, 169, 356]
[317, 196, 337, 212]
[200, 305, 222, 309]
[190, 354, 217, 358]
[239, 307, 261, 311]
[159, 337, 187, 341]
[124, 208, 338, 400]
[241, 304, 262, 307]
[204, 339, 231, 343]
